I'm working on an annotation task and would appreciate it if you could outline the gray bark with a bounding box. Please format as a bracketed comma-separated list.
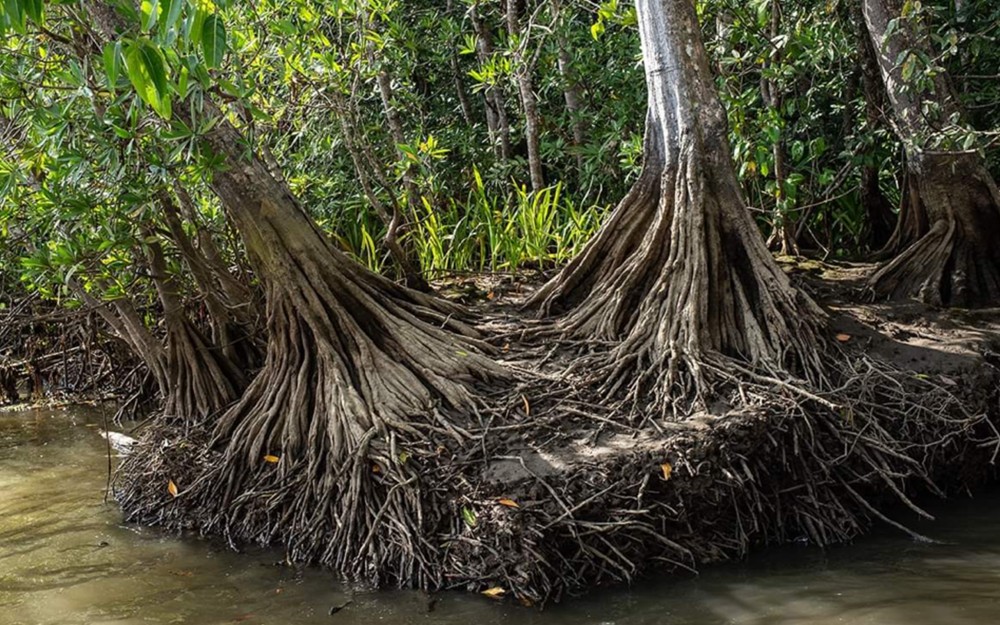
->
[529, 0, 825, 409]
[864, 0, 1000, 306]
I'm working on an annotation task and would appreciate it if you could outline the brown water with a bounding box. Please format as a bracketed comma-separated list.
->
[3, 406, 1000, 625]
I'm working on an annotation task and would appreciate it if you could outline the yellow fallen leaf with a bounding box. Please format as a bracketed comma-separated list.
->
[836, 333, 852, 343]
[372, 463, 382, 474]
[486, 291, 496, 300]
[167, 479, 179, 498]
[497, 498, 519, 508]
[660, 463, 673, 481]
[263, 455, 280, 463]
[481, 586, 506, 599]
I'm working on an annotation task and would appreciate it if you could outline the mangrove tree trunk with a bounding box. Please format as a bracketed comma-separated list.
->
[863, 0, 1000, 306]
[528, 0, 825, 410]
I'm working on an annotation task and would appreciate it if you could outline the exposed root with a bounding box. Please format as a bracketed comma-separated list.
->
[114, 331, 999, 605]
[870, 215, 1000, 308]
[526, 136, 827, 414]
[440, 353, 998, 604]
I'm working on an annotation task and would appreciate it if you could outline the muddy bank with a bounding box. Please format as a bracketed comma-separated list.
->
[111, 263, 1000, 605]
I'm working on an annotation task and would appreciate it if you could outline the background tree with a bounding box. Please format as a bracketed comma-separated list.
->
[864, 0, 1000, 306]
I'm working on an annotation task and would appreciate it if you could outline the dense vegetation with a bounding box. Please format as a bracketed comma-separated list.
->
[1, 0, 998, 604]
[2, 0, 997, 300]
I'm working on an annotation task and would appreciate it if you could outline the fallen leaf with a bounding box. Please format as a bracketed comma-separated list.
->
[497, 498, 519, 508]
[660, 463, 673, 481]
[518, 595, 534, 607]
[481, 586, 506, 599]
[502, 342, 510, 353]
[263, 454, 280, 463]
[836, 333, 852, 342]
[486, 291, 496, 300]
[167, 479, 179, 498]
[399, 451, 411, 464]
[372, 463, 382, 474]
[461, 506, 478, 528]
[521, 394, 531, 416]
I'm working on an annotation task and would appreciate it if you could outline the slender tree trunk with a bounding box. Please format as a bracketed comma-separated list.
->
[506, 0, 545, 192]
[447, 0, 477, 125]
[69, 281, 169, 398]
[761, 1, 797, 256]
[160, 192, 260, 368]
[374, 71, 432, 292]
[550, 0, 587, 173]
[852, 1, 897, 253]
[470, 2, 513, 160]
[528, 0, 825, 410]
[172, 183, 255, 310]
[863, 0, 1000, 306]
[144, 235, 246, 420]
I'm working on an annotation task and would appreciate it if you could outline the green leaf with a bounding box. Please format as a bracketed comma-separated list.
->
[461, 506, 477, 529]
[102, 42, 121, 90]
[159, 0, 184, 38]
[124, 40, 171, 119]
[3, 0, 26, 33]
[201, 13, 227, 69]
[23, 0, 42, 25]
[590, 20, 605, 41]
[141, 0, 159, 32]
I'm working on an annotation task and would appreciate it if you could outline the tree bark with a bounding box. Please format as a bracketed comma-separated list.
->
[550, 0, 587, 174]
[160, 191, 260, 368]
[853, 2, 897, 253]
[528, 0, 825, 410]
[470, 2, 513, 160]
[760, 1, 798, 256]
[446, 0, 477, 126]
[506, 0, 545, 192]
[144, 234, 246, 420]
[863, 0, 1000, 306]
[174, 102, 508, 577]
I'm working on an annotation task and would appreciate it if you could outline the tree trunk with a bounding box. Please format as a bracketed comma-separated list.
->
[160, 191, 260, 368]
[506, 0, 545, 192]
[527, 0, 825, 410]
[374, 71, 432, 292]
[144, 235, 246, 420]
[446, 0, 477, 126]
[863, 0, 1000, 306]
[853, 3, 897, 252]
[760, 1, 798, 256]
[174, 104, 507, 578]
[70, 281, 169, 398]
[470, 2, 513, 160]
[550, 0, 587, 174]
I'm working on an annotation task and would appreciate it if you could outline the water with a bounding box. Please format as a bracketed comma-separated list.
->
[3, 406, 1000, 625]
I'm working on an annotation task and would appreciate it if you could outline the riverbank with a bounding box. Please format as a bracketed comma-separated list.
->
[99, 260, 1000, 605]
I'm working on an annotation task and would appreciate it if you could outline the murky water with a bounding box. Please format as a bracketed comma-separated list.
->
[3, 406, 1000, 625]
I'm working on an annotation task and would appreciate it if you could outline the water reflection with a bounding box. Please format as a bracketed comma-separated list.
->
[2, 407, 999, 625]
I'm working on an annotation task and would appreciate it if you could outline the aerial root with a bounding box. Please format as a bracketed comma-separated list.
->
[113, 346, 997, 605]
